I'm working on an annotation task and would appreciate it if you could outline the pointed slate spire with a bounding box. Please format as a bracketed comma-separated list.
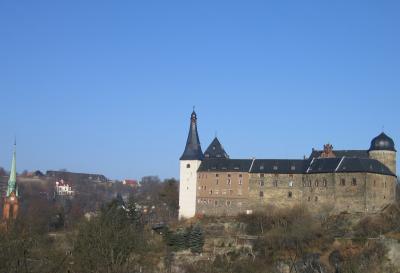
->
[180, 111, 204, 160]
[6, 141, 17, 197]
[204, 137, 229, 159]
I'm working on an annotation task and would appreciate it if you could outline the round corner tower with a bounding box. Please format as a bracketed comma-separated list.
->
[368, 132, 396, 175]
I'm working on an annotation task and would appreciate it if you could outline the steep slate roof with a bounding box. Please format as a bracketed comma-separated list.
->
[198, 157, 396, 177]
[307, 157, 395, 176]
[250, 159, 307, 174]
[204, 137, 229, 159]
[180, 111, 204, 160]
[198, 158, 252, 172]
[309, 149, 369, 159]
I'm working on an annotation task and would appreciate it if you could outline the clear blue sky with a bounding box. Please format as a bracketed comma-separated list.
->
[0, 1, 399, 180]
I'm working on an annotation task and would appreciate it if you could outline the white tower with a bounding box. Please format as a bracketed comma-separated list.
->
[179, 111, 203, 219]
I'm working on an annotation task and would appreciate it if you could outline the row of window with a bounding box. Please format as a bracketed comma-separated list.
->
[208, 189, 243, 196]
[197, 198, 242, 207]
[213, 178, 243, 185]
[258, 191, 320, 202]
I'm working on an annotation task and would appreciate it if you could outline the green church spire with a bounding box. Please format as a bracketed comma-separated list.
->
[6, 141, 17, 197]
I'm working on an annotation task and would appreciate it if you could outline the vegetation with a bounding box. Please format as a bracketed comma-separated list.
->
[1, 173, 400, 272]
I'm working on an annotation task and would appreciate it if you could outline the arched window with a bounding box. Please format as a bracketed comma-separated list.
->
[315, 180, 319, 187]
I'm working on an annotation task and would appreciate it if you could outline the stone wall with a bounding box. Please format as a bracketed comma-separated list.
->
[196, 171, 249, 216]
[196, 170, 396, 216]
[248, 173, 303, 210]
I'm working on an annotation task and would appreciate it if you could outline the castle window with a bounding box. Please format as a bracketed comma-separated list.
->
[186, 164, 191, 168]
[214, 200, 218, 206]
[308, 196, 311, 202]
[239, 174, 243, 178]
[215, 173, 219, 177]
[273, 181, 278, 187]
[216, 179, 219, 185]
[259, 191, 264, 197]
[384, 181, 387, 188]
[226, 200, 231, 206]
[288, 191, 293, 198]
[352, 178, 357, 186]
[210, 190, 213, 195]
[228, 174, 231, 177]
[260, 173, 265, 178]
[289, 181, 293, 187]
[260, 180, 265, 186]
[323, 179, 327, 187]
[227, 179, 231, 185]
[239, 179, 243, 185]
[340, 179, 345, 186]
[315, 180, 319, 187]
[315, 196, 318, 202]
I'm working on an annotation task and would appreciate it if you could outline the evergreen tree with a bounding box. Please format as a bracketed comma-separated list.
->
[188, 224, 204, 253]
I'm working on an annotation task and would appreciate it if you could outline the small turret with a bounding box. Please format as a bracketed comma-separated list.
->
[369, 132, 396, 175]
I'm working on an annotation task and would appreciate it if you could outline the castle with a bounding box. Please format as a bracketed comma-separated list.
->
[179, 111, 397, 219]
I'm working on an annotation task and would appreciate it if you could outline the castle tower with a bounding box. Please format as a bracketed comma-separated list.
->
[179, 111, 203, 219]
[368, 132, 396, 175]
[3, 142, 19, 220]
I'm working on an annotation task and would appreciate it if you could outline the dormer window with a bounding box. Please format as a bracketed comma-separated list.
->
[273, 166, 278, 170]
[291, 166, 295, 171]
[260, 165, 264, 171]
[212, 146, 216, 150]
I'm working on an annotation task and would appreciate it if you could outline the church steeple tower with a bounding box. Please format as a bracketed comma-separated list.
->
[180, 110, 204, 160]
[3, 141, 19, 220]
[179, 110, 204, 219]
[6, 141, 17, 197]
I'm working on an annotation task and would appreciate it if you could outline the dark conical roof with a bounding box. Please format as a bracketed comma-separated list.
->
[204, 137, 229, 159]
[180, 111, 204, 160]
[369, 132, 396, 152]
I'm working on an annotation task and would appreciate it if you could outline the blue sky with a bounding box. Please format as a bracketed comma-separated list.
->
[0, 1, 399, 180]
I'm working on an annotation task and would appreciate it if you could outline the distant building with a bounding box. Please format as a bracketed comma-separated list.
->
[46, 170, 108, 183]
[55, 179, 74, 196]
[179, 111, 397, 219]
[122, 179, 139, 188]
